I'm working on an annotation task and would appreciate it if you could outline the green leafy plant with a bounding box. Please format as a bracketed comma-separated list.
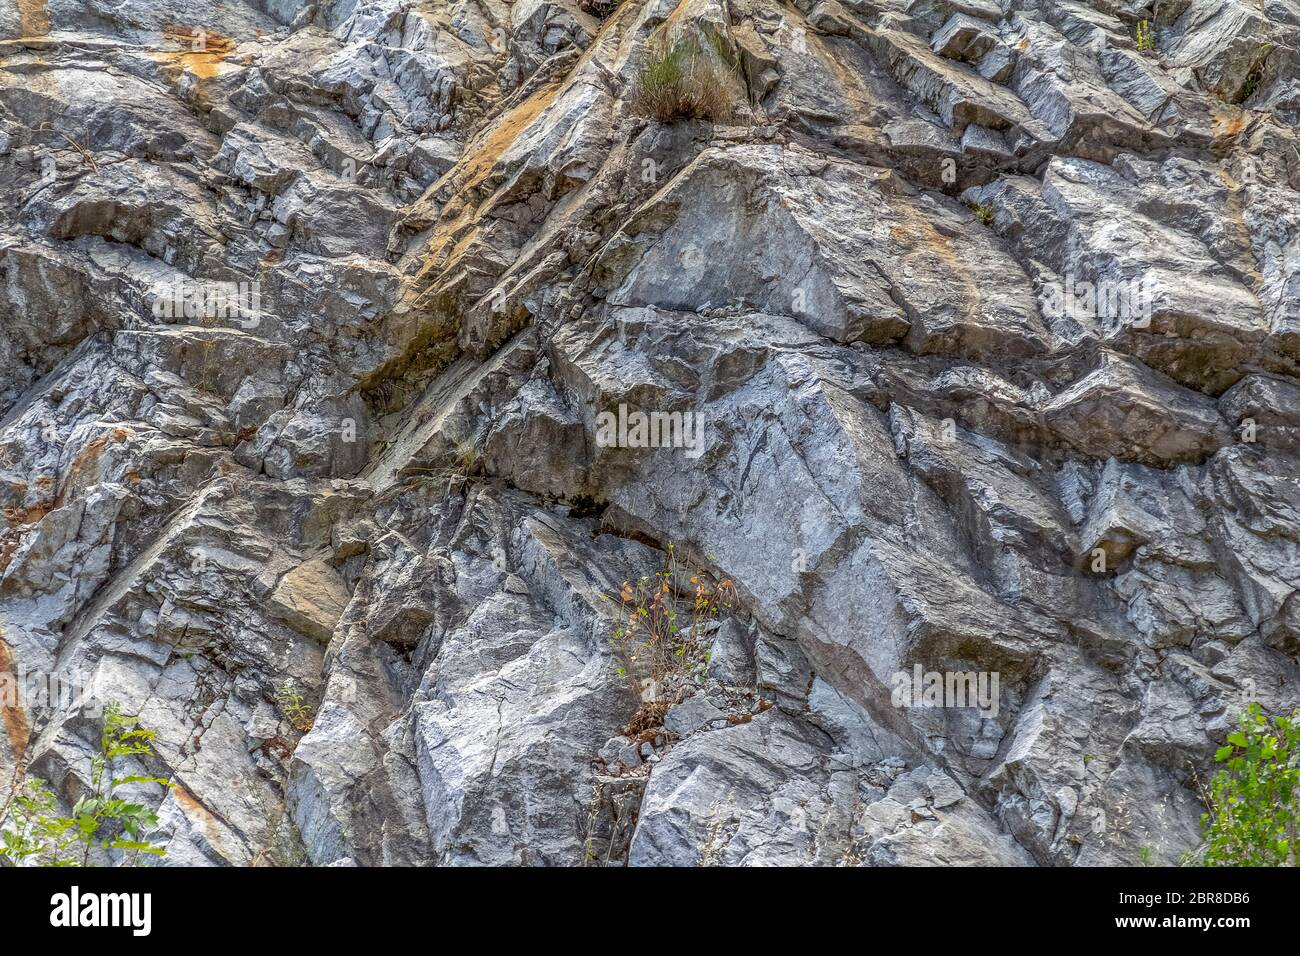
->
[73, 703, 172, 864]
[0, 703, 171, 866]
[631, 31, 740, 123]
[607, 543, 736, 708]
[1200, 703, 1299, 866]
[1135, 20, 1155, 53]
[276, 680, 315, 733]
[1, 779, 79, 865]
[969, 202, 994, 226]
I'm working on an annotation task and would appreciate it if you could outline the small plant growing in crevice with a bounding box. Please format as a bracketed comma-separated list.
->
[1200, 703, 1299, 866]
[579, 778, 640, 866]
[36, 122, 99, 173]
[606, 543, 736, 727]
[443, 438, 481, 485]
[631, 31, 741, 123]
[969, 202, 994, 226]
[1135, 20, 1155, 53]
[1236, 46, 1271, 103]
[582, 781, 604, 865]
[400, 439, 481, 494]
[0, 703, 171, 866]
[276, 680, 315, 733]
[251, 798, 311, 867]
[839, 797, 870, 867]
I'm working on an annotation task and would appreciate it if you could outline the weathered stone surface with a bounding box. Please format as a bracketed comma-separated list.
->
[931, 14, 998, 64]
[2, 0, 1299, 872]
[1043, 352, 1231, 466]
[267, 559, 351, 643]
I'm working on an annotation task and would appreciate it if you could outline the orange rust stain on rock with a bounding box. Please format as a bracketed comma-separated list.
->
[0, 537, 20, 574]
[0, 431, 116, 568]
[890, 216, 959, 263]
[1213, 108, 1247, 141]
[0, 434, 113, 556]
[173, 784, 224, 846]
[454, 83, 561, 203]
[3, 479, 52, 529]
[149, 26, 238, 82]
[662, 0, 698, 34]
[16, 0, 51, 38]
[0, 633, 31, 771]
[6, 430, 122, 529]
[1213, 167, 1261, 282]
[411, 81, 564, 292]
[50, 434, 107, 509]
[75, 434, 108, 460]
[890, 211, 982, 319]
[2, 501, 53, 528]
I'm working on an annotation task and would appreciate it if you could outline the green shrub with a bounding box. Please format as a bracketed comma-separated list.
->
[276, 680, 315, 733]
[631, 33, 739, 123]
[1200, 703, 1299, 866]
[1135, 20, 1155, 53]
[0, 702, 171, 866]
[0, 779, 80, 865]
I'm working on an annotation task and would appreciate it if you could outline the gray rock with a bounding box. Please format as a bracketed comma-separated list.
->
[932, 14, 999, 63]
[2, 0, 1298, 873]
[663, 695, 725, 737]
[600, 735, 642, 770]
[707, 618, 757, 687]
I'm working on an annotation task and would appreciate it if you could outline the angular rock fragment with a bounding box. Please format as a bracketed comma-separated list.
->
[268, 559, 351, 643]
[1043, 353, 1231, 466]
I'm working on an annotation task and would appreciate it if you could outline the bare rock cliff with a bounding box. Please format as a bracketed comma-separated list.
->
[1, 0, 1299, 865]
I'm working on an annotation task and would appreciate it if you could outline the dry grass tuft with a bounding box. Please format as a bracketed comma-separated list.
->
[631, 32, 740, 123]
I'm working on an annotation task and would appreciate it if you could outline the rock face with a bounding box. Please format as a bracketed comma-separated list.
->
[1, 0, 1298, 867]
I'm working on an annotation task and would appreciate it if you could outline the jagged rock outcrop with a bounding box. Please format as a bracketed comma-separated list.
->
[2, 0, 1298, 866]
